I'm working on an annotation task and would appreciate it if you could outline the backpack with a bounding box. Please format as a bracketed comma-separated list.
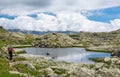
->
[8, 47, 13, 52]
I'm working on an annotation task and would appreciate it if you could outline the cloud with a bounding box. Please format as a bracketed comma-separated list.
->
[0, 12, 118, 32]
[0, 0, 120, 16]
[0, 0, 52, 8]
[111, 19, 120, 30]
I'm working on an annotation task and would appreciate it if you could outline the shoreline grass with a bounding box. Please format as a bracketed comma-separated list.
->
[86, 48, 112, 53]
[13, 45, 32, 48]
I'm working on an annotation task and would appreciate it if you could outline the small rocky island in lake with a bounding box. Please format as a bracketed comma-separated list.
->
[33, 32, 78, 48]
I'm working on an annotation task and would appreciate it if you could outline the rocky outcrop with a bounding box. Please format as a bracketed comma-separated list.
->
[111, 49, 120, 57]
[17, 54, 120, 77]
[33, 33, 78, 48]
[0, 26, 37, 45]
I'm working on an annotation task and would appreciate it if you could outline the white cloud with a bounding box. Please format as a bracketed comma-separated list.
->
[0, 0, 120, 16]
[0, 12, 118, 32]
[110, 19, 120, 30]
[51, 0, 120, 11]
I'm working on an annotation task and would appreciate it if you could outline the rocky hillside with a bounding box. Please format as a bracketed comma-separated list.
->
[33, 33, 77, 48]
[0, 26, 38, 48]
[33, 29, 120, 52]
[70, 30, 120, 52]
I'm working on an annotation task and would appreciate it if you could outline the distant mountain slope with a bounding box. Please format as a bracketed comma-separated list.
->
[8, 29, 78, 35]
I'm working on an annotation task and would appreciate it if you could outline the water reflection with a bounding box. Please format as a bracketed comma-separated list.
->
[24, 48, 111, 63]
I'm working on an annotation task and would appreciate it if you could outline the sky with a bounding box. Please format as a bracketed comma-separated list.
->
[0, 0, 120, 32]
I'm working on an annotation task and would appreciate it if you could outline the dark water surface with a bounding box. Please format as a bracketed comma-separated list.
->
[24, 48, 111, 63]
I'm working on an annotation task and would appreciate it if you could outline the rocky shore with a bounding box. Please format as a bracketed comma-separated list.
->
[9, 53, 120, 77]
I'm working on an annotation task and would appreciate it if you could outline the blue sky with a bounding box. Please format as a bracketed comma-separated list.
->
[0, 6, 119, 23]
[87, 6, 120, 23]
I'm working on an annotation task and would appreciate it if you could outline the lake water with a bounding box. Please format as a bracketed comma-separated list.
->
[24, 48, 111, 63]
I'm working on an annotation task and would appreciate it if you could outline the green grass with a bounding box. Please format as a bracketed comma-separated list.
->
[51, 67, 67, 75]
[13, 64, 43, 77]
[86, 48, 112, 53]
[16, 51, 26, 54]
[0, 57, 25, 77]
[0, 71, 25, 77]
[89, 58, 105, 62]
[89, 58, 112, 68]
[13, 45, 32, 48]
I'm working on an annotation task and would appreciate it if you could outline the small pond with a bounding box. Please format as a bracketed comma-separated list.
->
[24, 48, 111, 63]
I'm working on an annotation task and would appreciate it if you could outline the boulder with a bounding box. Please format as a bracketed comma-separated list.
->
[25, 63, 36, 70]
[104, 57, 111, 62]
[111, 49, 120, 57]
[111, 58, 118, 63]
[95, 63, 104, 69]
[115, 60, 120, 65]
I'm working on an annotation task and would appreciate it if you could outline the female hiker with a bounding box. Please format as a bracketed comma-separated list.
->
[8, 45, 14, 62]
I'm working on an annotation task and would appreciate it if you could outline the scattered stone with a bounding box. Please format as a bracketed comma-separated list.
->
[116, 60, 120, 65]
[111, 58, 118, 63]
[104, 57, 111, 62]
[45, 67, 54, 74]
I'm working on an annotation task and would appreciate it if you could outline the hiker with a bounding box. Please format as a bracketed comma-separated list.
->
[8, 45, 14, 62]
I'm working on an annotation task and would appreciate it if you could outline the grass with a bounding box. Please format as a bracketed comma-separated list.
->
[51, 67, 67, 75]
[16, 51, 26, 54]
[0, 57, 25, 77]
[13, 45, 32, 48]
[86, 48, 112, 53]
[89, 58, 112, 68]
[13, 64, 44, 77]
[72, 45, 112, 53]
[89, 58, 105, 62]
[0, 71, 25, 77]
